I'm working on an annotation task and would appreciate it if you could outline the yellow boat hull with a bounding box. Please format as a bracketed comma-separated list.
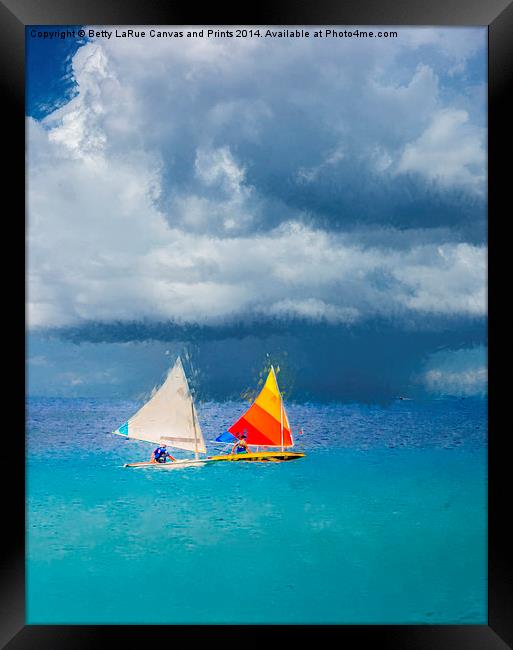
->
[207, 451, 305, 462]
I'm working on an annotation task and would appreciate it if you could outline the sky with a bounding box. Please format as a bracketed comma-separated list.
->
[26, 26, 487, 401]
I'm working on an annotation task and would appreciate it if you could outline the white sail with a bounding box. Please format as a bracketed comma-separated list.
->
[114, 357, 206, 454]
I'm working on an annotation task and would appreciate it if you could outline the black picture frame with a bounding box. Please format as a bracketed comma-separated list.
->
[4, 0, 510, 647]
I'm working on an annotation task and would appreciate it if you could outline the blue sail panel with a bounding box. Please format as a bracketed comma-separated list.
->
[215, 430, 238, 443]
[117, 421, 129, 436]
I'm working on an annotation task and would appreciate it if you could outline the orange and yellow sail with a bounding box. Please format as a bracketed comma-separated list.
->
[228, 366, 293, 447]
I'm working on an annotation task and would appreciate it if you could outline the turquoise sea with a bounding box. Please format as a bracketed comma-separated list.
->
[26, 397, 487, 624]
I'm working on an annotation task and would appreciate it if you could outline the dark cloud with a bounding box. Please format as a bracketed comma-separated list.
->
[33, 316, 486, 402]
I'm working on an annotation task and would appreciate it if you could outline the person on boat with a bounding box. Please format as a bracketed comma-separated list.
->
[151, 444, 176, 464]
[232, 431, 250, 454]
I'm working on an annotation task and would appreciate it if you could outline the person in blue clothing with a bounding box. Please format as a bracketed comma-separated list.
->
[151, 444, 176, 464]
[231, 431, 251, 455]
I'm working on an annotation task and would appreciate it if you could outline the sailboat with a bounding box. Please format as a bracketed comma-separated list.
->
[209, 365, 305, 462]
[114, 359, 305, 468]
[113, 357, 208, 469]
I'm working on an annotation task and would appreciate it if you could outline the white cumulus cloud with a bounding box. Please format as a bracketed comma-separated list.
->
[27, 28, 487, 330]
[424, 367, 487, 396]
[397, 108, 486, 192]
[420, 346, 487, 396]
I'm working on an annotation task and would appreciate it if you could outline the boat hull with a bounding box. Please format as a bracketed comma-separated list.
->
[207, 451, 305, 462]
[124, 459, 208, 469]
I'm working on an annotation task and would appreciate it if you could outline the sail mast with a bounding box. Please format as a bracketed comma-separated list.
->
[185, 355, 200, 460]
[274, 366, 284, 452]
[192, 400, 199, 460]
[280, 401, 284, 452]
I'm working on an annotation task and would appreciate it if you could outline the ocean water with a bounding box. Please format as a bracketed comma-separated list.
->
[26, 397, 487, 624]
